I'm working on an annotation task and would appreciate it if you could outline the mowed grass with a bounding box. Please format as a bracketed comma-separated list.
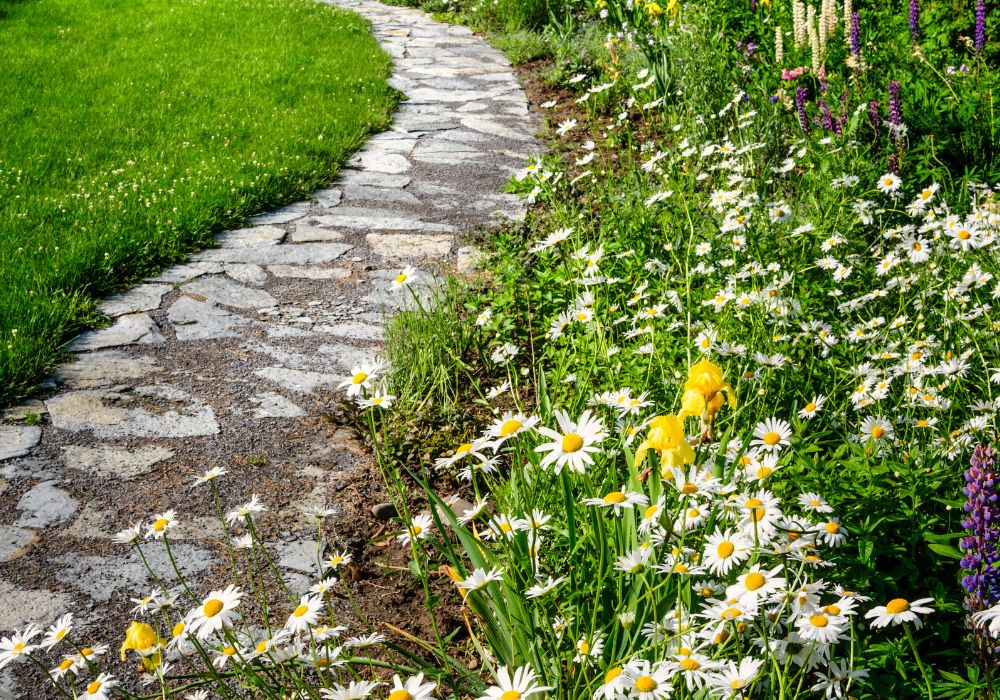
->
[0, 0, 396, 405]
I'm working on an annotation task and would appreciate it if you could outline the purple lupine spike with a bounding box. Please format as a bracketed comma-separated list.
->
[796, 86, 810, 135]
[868, 100, 881, 153]
[888, 152, 900, 174]
[975, 0, 986, 56]
[909, 0, 920, 40]
[818, 100, 834, 132]
[888, 80, 904, 148]
[837, 91, 847, 137]
[850, 12, 860, 55]
[961, 445, 1000, 623]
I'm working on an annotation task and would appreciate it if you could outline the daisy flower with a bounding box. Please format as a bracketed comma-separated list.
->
[326, 550, 353, 571]
[525, 575, 564, 599]
[146, 510, 178, 539]
[390, 266, 417, 290]
[572, 633, 605, 666]
[396, 513, 434, 545]
[859, 415, 894, 442]
[187, 585, 243, 640]
[457, 567, 505, 592]
[225, 494, 266, 525]
[797, 610, 849, 644]
[113, 523, 143, 545]
[622, 659, 672, 699]
[285, 594, 323, 634]
[750, 417, 792, 452]
[82, 673, 118, 700]
[865, 597, 935, 629]
[798, 395, 826, 419]
[799, 492, 833, 513]
[876, 172, 901, 194]
[485, 411, 539, 444]
[192, 467, 227, 485]
[386, 673, 436, 700]
[338, 360, 384, 397]
[479, 665, 551, 700]
[583, 487, 648, 514]
[595, 666, 629, 700]
[726, 565, 785, 604]
[702, 529, 751, 575]
[814, 518, 848, 547]
[41, 613, 73, 649]
[320, 680, 381, 700]
[534, 409, 607, 474]
[709, 657, 765, 695]
[0, 624, 40, 669]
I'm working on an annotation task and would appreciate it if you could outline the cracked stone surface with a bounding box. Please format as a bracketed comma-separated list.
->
[0, 2, 538, 694]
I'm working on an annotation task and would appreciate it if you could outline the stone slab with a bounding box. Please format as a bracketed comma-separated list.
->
[0, 426, 41, 461]
[182, 275, 277, 309]
[68, 313, 165, 352]
[366, 233, 453, 259]
[15, 481, 78, 527]
[98, 284, 172, 317]
[62, 445, 175, 479]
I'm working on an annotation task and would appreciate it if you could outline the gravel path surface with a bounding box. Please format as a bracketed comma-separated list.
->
[0, 2, 538, 694]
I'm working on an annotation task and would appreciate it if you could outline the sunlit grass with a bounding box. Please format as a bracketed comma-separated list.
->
[0, 0, 396, 404]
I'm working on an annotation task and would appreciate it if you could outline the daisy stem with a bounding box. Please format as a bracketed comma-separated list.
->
[162, 534, 197, 602]
[25, 654, 74, 700]
[133, 541, 170, 594]
[903, 624, 934, 699]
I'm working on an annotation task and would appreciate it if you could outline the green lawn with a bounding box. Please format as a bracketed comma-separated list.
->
[0, 0, 395, 405]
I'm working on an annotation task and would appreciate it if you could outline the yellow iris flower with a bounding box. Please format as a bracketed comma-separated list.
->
[679, 358, 736, 419]
[635, 415, 695, 475]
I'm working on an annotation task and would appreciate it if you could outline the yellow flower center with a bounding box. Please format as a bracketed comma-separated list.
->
[500, 419, 522, 437]
[823, 604, 842, 615]
[330, 556, 343, 565]
[643, 504, 659, 520]
[562, 433, 584, 453]
[680, 658, 701, 671]
[256, 640, 269, 653]
[604, 491, 627, 504]
[81, 647, 94, 657]
[716, 541, 735, 558]
[871, 426, 885, 439]
[59, 658, 74, 671]
[635, 676, 657, 692]
[352, 372, 368, 385]
[172, 622, 185, 638]
[605, 667, 623, 683]
[687, 508, 700, 518]
[395, 273, 408, 285]
[756, 466, 772, 478]
[13, 642, 24, 652]
[579, 641, 591, 654]
[886, 598, 910, 614]
[223, 645, 236, 656]
[763, 431, 781, 446]
[674, 564, 689, 573]
[388, 691, 412, 700]
[721, 607, 742, 620]
[745, 498, 765, 522]
[456, 443, 472, 455]
[959, 229, 971, 240]
[87, 681, 102, 695]
[804, 402, 816, 412]
[293, 604, 309, 618]
[501, 691, 522, 700]
[883, 177, 894, 186]
[824, 522, 840, 534]
[809, 614, 829, 628]
[744, 573, 766, 591]
[500, 522, 513, 532]
[410, 525, 423, 536]
[153, 518, 170, 532]
[681, 482, 698, 494]
[203, 599, 224, 618]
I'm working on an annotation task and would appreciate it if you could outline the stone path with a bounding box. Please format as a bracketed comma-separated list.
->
[0, 1, 537, 694]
